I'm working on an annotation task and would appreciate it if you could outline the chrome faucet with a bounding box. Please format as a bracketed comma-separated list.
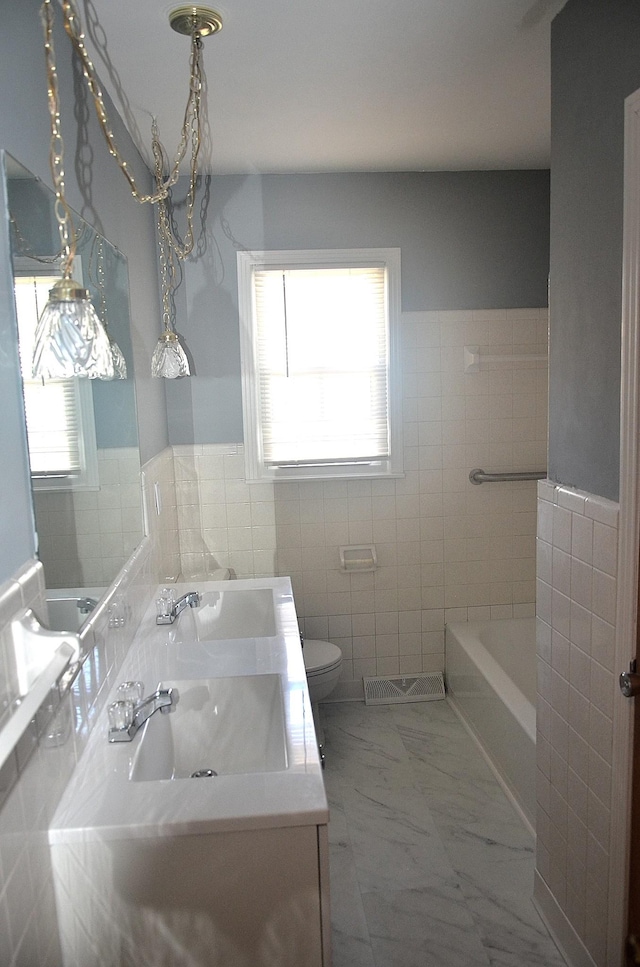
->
[77, 596, 98, 615]
[108, 684, 179, 742]
[156, 590, 201, 625]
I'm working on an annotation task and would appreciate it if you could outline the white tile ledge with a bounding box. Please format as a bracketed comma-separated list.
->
[0, 638, 76, 776]
[538, 480, 619, 526]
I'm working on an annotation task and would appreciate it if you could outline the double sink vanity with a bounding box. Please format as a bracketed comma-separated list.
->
[49, 577, 331, 967]
[0, 152, 330, 966]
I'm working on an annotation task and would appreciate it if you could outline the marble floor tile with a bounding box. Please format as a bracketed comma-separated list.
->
[463, 892, 567, 967]
[330, 783, 454, 894]
[329, 836, 376, 967]
[362, 885, 491, 967]
[321, 701, 565, 967]
[441, 818, 536, 899]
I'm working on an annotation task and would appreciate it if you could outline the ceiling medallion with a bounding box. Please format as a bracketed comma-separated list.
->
[169, 6, 223, 37]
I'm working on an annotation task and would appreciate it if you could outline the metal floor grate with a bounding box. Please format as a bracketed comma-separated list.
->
[363, 673, 445, 705]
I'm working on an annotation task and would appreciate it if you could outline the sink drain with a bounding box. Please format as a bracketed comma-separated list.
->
[190, 769, 218, 778]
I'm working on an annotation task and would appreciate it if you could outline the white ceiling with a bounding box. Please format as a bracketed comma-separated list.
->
[85, 0, 567, 175]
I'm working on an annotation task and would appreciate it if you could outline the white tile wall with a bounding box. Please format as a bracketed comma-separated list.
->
[535, 480, 618, 967]
[0, 361, 548, 966]
[0, 527, 158, 964]
[33, 447, 144, 589]
[141, 448, 181, 583]
[170, 308, 548, 696]
[0, 560, 75, 965]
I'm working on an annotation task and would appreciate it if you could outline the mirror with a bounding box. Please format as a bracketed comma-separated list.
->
[4, 153, 143, 629]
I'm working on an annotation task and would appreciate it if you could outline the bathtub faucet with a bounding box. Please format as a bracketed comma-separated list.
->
[77, 596, 98, 615]
[108, 685, 178, 742]
[156, 590, 201, 625]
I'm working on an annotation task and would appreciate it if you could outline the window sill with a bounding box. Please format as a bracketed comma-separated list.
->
[246, 467, 405, 484]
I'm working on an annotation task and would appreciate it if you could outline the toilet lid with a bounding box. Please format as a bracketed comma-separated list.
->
[303, 639, 342, 674]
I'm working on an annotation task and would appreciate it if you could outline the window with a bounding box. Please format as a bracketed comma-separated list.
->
[237, 248, 402, 482]
[13, 265, 98, 491]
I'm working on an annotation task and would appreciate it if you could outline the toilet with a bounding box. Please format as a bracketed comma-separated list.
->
[302, 638, 343, 765]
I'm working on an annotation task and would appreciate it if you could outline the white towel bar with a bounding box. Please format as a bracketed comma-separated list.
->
[464, 345, 547, 373]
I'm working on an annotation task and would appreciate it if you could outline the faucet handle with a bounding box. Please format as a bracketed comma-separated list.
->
[108, 699, 134, 734]
[117, 681, 144, 704]
[156, 587, 175, 620]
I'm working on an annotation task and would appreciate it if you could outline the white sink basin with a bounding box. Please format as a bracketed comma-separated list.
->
[192, 588, 276, 640]
[130, 676, 288, 781]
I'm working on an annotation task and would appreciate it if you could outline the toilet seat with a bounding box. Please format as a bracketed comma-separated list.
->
[303, 639, 342, 677]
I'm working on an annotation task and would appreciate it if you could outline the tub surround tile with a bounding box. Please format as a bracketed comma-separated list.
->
[590, 615, 616, 671]
[591, 569, 616, 625]
[569, 643, 591, 698]
[552, 548, 571, 596]
[571, 514, 594, 564]
[592, 522, 617, 577]
[551, 589, 571, 639]
[569, 601, 591, 655]
[536, 480, 619, 967]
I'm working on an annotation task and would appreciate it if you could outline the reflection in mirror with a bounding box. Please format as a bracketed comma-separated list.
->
[4, 153, 143, 627]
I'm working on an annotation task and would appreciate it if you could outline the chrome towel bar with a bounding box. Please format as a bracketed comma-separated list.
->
[469, 468, 547, 485]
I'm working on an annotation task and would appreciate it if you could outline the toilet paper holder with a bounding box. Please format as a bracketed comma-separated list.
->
[339, 545, 377, 572]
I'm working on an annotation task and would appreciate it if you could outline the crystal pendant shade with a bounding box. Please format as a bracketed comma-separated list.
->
[32, 278, 115, 380]
[151, 330, 191, 379]
[109, 334, 127, 379]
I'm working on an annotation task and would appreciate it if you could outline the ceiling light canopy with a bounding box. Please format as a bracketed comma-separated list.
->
[169, 6, 223, 38]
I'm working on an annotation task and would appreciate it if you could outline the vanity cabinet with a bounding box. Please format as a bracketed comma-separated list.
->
[49, 579, 331, 966]
[52, 822, 331, 966]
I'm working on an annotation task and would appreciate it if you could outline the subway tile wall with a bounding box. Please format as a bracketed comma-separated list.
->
[168, 308, 548, 696]
[33, 447, 144, 589]
[535, 480, 619, 967]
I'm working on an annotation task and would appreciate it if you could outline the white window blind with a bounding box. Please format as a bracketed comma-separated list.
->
[13, 272, 98, 488]
[238, 248, 402, 482]
[254, 265, 389, 466]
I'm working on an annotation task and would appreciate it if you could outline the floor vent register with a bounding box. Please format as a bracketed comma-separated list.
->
[363, 673, 446, 706]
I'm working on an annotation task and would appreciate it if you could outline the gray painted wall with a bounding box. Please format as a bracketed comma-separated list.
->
[549, 0, 640, 501]
[167, 169, 550, 444]
[0, 0, 169, 583]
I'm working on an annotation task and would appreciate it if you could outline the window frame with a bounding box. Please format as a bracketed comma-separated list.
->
[237, 247, 403, 483]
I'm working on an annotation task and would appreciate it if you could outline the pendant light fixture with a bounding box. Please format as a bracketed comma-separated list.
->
[149, 111, 195, 378]
[38, 0, 222, 379]
[33, 0, 116, 380]
[92, 234, 127, 379]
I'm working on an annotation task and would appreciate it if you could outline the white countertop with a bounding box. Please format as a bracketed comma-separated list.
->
[49, 578, 328, 844]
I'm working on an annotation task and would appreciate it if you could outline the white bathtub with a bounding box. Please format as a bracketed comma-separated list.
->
[445, 617, 536, 829]
[46, 588, 106, 632]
